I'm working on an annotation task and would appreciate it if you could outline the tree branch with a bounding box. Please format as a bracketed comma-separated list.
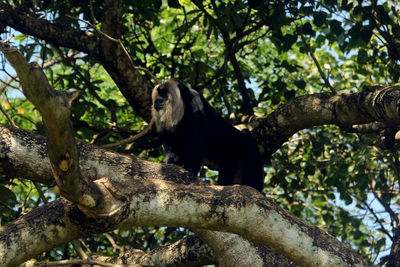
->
[0, 3, 99, 55]
[0, 124, 293, 265]
[0, 177, 368, 267]
[0, 2, 154, 120]
[0, 123, 193, 186]
[194, 229, 295, 266]
[0, 43, 126, 215]
[251, 86, 400, 160]
[300, 32, 336, 93]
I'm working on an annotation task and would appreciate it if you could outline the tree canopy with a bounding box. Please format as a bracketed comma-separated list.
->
[0, 0, 400, 266]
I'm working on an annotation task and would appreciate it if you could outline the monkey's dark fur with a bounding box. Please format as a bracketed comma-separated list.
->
[152, 79, 264, 191]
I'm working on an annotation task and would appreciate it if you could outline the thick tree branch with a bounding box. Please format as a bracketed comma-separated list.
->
[0, 2, 153, 120]
[0, 43, 125, 215]
[0, 177, 368, 267]
[0, 124, 193, 185]
[387, 226, 400, 267]
[1, 44, 80, 195]
[0, 199, 90, 267]
[0, 3, 99, 55]
[342, 121, 387, 133]
[251, 86, 400, 159]
[0, 124, 288, 266]
[194, 229, 295, 267]
[102, 0, 123, 39]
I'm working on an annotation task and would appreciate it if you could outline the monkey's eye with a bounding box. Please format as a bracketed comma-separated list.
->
[154, 97, 165, 111]
[158, 87, 168, 98]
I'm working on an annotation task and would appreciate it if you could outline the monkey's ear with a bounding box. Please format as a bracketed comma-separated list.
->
[191, 93, 204, 113]
[177, 80, 204, 113]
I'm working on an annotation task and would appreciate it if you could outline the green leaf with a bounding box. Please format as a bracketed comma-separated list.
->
[0, 185, 16, 203]
[294, 80, 306, 89]
[313, 12, 327, 27]
[329, 20, 343, 35]
[376, 5, 391, 25]
[282, 34, 297, 51]
[284, 90, 295, 100]
[302, 22, 313, 35]
[168, 0, 181, 8]
[357, 49, 368, 64]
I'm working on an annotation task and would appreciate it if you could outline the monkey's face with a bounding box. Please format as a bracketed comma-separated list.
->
[152, 83, 169, 111]
[151, 80, 185, 132]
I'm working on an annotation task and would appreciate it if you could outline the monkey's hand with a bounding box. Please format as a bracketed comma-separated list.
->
[164, 151, 180, 164]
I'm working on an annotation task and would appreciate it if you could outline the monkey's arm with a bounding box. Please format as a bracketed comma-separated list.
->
[165, 112, 207, 177]
[181, 120, 207, 175]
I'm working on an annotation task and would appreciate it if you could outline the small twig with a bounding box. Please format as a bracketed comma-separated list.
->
[0, 102, 17, 127]
[134, 66, 159, 83]
[373, 190, 399, 225]
[299, 32, 336, 93]
[0, 200, 16, 213]
[102, 119, 154, 149]
[90, 129, 112, 144]
[105, 233, 123, 252]
[362, 197, 393, 239]
[33, 182, 47, 204]
[2, 34, 14, 44]
[71, 240, 88, 260]
[88, 0, 97, 26]
[66, 15, 160, 84]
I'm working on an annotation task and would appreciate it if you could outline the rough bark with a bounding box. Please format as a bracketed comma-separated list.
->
[0, 123, 295, 266]
[0, 41, 368, 264]
[251, 86, 400, 159]
[1, 42, 120, 214]
[0, 124, 193, 186]
[0, 42, 280, 266]
[2, 2, 400, 161]
[0, 3, 100, 55]
[387, 226, 400, 267]
[0, 177, 368, 267]
[90, 236, 215, 266]
[0, 199, 89, 267]
[194, 229, 296, 267]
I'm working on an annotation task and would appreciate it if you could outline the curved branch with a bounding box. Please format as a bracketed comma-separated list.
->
[0, 2, 153, 120]
[300, 33, 335, 93]
[0, 199, 88, 267]
[0, 177, 368, 267]
[0, 3, 99, 55]
[194, 229, 295, 266]
[251, 86, 400, 159]
[0, 123, 298, 266]
[0, 124, 193, 185]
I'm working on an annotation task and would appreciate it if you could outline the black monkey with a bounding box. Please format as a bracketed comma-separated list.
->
[152, 79, 264, 192]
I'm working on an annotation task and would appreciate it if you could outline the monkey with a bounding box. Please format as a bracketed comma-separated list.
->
[152, 79, 264, 192]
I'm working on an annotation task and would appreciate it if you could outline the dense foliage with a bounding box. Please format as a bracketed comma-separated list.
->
[1, 0, 400, 265]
